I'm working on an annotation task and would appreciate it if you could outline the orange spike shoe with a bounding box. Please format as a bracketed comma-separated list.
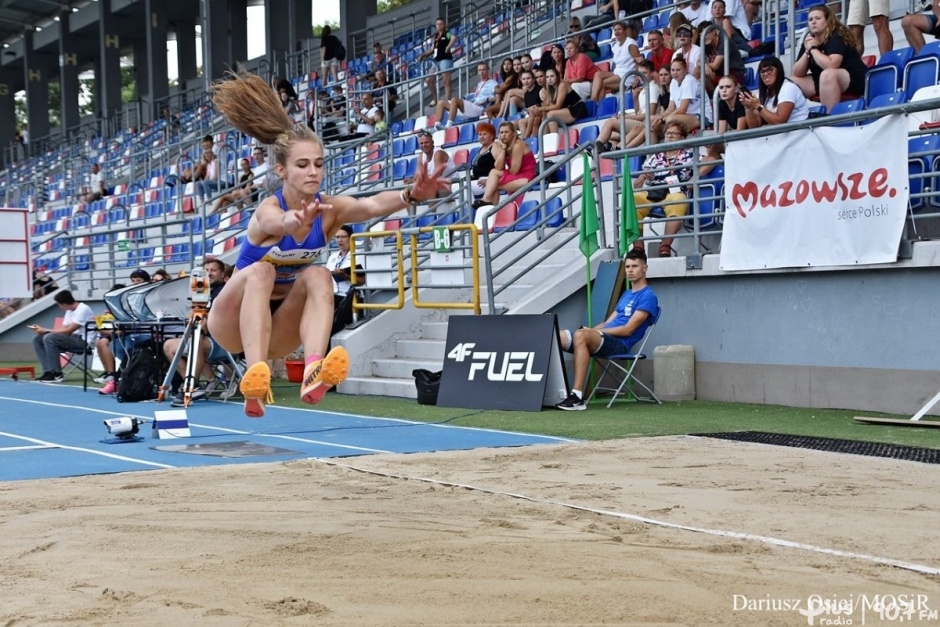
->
[240, 362, 274, 418]
[301, 346, 349, 405]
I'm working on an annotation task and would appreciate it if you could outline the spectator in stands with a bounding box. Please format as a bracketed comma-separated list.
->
[902, 3, 940, 54]
[590, 21, 642, 103]
[790, 5, 867, 113]
[280, 88, 303, 122]
[520, 53, 535, 73]
[152, 269, 171, 282]
[486, 57, 521, 119]
[366, 42, 388, 82]
[208, 71, 449, 417]
[631, 120, 694, 257]
[476, 121, 537, 208]
[568, 18, 602, 60]
[419, 17, 455, 106]
[320, 26, 343, 84]
[194, 145, 222, 205]
[657, 66, 672, 109]
[32, 268, 57, 299]
[742, 56, 810, 126]
[645, 30, 675, 72]
[326, 225, 364, 304]
[371, 69, 398, 110]
[671, 24, 702, 74]
[211, 158, 253, 214]
[595, 60, 662, 151]
[508, 71, 543, 137]
[694, 21, 746, 94]
[328, 85, 346, 118]
[373, 108, 388, 134]
[349, 90, 381, 139]
[699, 141, 725, 178]
[271, 75, 299, 103]
[471, 122, 498, 197]
[542, 67, 591, 132]
[251, 146, 271, 194]
[405, 131, 453, 185]
[584, 0, 621, 30]
[433, 62, 497, 129]
[29, 290, 95, 382]
[679, 0, 712, 28]
[645, 55, 705, 141]
[200, 133, 218, 157]
[129, 269, 150, 285]
[555, 248, 658, 411]
[668, 13, 696, 50]
[163, 258, 228, 406]
[711, 0, 752, 57]
[540, 43, 567, 77]
[716, 75, 748, 132]
[563, 37, 599, 102]
[848, 0, 893, 57]
[82, 163, 106, 203]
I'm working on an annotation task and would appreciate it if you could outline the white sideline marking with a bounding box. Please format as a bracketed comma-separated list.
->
[0, 431, 175, 469]
[317, 459, 940, 577]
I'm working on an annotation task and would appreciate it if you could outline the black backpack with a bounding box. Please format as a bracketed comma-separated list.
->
[336, 40, 347, 61]
[116, 345, 162, 403]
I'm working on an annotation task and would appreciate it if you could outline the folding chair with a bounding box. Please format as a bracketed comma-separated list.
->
[586, 306, 662, 408]
[53, 316, 99, 387]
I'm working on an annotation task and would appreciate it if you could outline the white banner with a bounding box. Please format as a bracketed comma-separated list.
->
[720, 115, 908, 271]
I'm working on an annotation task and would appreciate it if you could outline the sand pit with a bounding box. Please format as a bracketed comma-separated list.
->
[2, 436, 938, 626]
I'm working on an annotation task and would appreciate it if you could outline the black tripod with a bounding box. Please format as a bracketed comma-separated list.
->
[157, 272, 242, 406]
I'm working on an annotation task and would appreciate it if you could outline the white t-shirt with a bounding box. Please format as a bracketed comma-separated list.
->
[724, 0, 751, 39]
[327, 250, 352, 296]
[253, 161, 270, 188]
[680, 2, 711, 26]
[65, 303, 96, 344]
[611, 37, 639, 78]
[670, 75, 702, 116]
[356, 105, 380, 134]
[672, 45, 702, 74]
[637, 83, 662, 115]
[764, 80, 810, 123]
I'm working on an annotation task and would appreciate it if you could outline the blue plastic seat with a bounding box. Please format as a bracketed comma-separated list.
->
[904, 55, 940, 101]
[908, 133, 940, 211]
[458, 123, 477, 145]
[515, 200, 541, 231]
[597, 96, 619, 118]
[579, 124, 600, 145]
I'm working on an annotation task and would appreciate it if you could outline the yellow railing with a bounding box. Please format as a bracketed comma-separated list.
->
[350, 223, 481, 316]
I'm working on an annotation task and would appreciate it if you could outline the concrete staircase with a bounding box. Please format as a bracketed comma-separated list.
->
[338, 225, 618, 399]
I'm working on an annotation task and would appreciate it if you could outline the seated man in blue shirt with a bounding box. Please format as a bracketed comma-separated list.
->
[433, 62, 498, 128]
[556, 248, 659, 410]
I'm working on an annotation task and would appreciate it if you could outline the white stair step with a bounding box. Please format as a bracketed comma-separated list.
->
[395, 338, 446, 359]
[420, 321, 449, 340]
[341, 376, 417, 399]
[372, 358, 444, 379]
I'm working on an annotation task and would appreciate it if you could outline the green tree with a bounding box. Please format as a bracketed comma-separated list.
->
[377, 0, 413, 13]
[312, 22, 340, 37]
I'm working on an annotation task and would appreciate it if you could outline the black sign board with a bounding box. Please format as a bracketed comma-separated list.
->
[437, 314, 568, 411]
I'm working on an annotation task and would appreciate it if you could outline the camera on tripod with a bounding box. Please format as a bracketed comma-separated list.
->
[189, 257, 210, 306]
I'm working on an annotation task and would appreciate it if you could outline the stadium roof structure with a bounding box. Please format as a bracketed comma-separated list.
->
[0, 0, 82, 48]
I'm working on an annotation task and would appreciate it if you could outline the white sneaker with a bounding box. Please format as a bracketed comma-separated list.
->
[94, 373, 115, 384]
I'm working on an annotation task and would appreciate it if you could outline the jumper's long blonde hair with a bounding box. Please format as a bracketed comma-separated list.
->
[211, 70, 322, 169]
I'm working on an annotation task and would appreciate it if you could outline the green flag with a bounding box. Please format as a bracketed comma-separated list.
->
[579, 152, 599, 258]
[619, 156, 640, 257]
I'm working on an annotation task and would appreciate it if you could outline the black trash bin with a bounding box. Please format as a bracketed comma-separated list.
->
[412, 369, 442, 405]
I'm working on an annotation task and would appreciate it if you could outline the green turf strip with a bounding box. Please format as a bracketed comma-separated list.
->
[12, 364, 938, 451]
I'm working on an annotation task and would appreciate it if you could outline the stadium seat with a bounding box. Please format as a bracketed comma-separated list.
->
[908, 133, 940, 211]
[903, 55, 940, 101]
[866, 91, 907, 111]
[458, 123, 478, 145]
[452, 148, 470, 168]
[597, 96, 619, 118]
[543, 197, 565, 227]
[516, 200, 541, 231]
[828, 98, 864, 125]
[579, 125, 600, 145]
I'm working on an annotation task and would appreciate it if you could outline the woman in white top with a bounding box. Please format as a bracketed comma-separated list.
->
[326, 225, 363, 299]
[740, 56, 810, 128]
[648, 55, 704, 142]
[596, 60, 661, 151]
[590, 21, 642, 103]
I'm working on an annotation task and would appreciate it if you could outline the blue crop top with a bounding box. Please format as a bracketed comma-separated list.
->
[234, 190, 329, 284]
